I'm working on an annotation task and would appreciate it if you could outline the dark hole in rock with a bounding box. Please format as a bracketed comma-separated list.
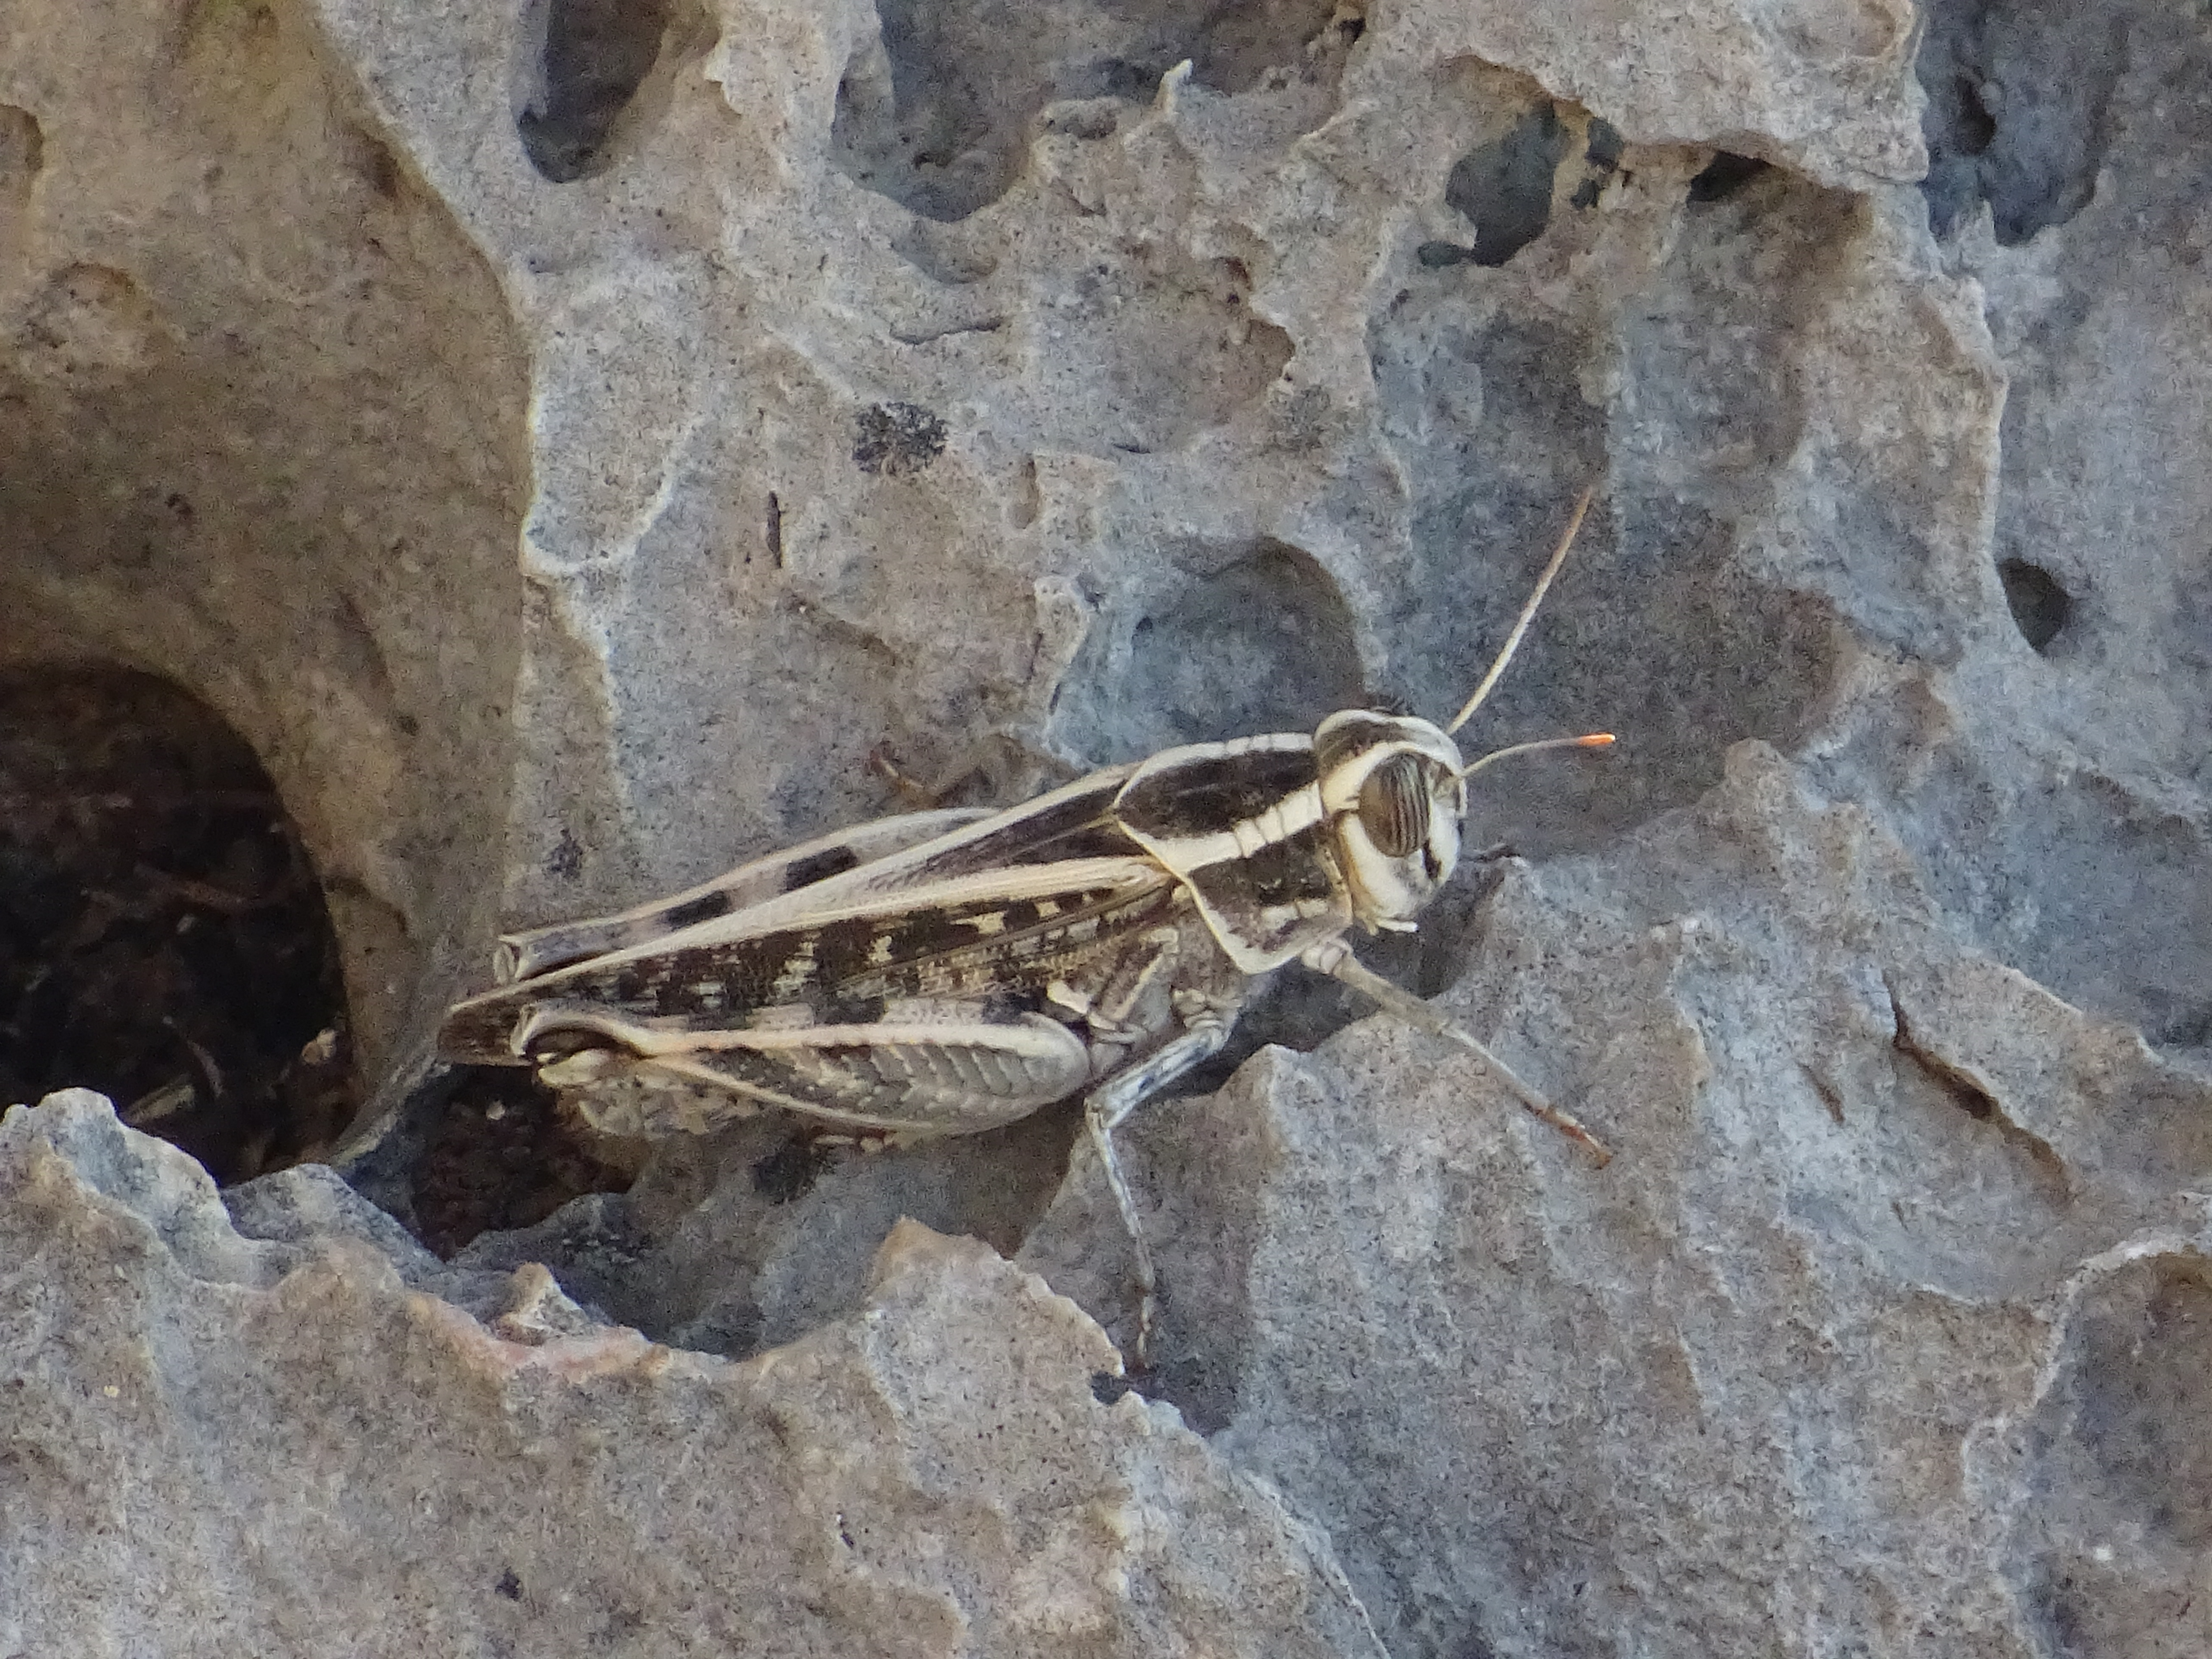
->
[0, 103, 43, 195]
[1998, 556, 2072, 651]
[0, 666, 352, 1184]
[1951, 73, 1998, 157]
[1585, 116, 1624, 174]
[358, 131, 403, 200]
[410, 1066, 635, 1256]
[752, 1131, 839, 1205]
[1687, 151, 1772, 204]
[515, 0, 674, 183]
[1892, 995, 2001, 1122]
[1074, 56, 1169, 103]
[1915, 0, 2124, 243]
[1445, 104, 1573, 267]
[1569, 118, 1627, 210]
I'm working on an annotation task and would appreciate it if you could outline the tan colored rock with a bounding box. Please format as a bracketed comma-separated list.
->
[0, 1090, 1382, 1658]
[0, 0, 529, 1090]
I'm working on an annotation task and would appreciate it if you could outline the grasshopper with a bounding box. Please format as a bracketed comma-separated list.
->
[439, 492, 1614, 1357]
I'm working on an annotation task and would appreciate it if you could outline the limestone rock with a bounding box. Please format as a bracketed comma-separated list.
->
[0, 1089, 1381, 1658]
[1024, 744, 2212, 1654]
[3, 1, 2208, 1656]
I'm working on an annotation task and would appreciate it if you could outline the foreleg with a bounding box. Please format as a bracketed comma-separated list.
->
[1083, 1004, 1234, 1365]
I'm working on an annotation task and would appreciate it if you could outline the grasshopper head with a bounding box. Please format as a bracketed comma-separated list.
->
[1312, 488, 1611, 931]
[1314, 711, 1468, 932]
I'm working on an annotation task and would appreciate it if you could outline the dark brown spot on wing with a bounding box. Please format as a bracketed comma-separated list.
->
[782, 844, 862, 892]
[661, 892, 733, 929]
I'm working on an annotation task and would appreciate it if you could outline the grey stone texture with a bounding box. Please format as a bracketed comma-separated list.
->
[2, 1090, 1380, 1657]
[4, 0, 2210, 1655]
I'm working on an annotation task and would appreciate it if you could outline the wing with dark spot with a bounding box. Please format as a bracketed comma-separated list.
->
[493, 807, 990, 981]
[438, 862, 1183, 1061]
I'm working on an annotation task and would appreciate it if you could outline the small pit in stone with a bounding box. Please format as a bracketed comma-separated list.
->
[0, 667, 352, 1183]
[515, 0, 676, 183]
[1950, 74, 1998, 157]
[1998, 556, 2072, 652]
[1445, 104, 1573, 267]
[1688, 151, 1773, 205]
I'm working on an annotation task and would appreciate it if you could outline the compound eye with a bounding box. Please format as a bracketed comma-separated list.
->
[1356, 754, 1429, 859]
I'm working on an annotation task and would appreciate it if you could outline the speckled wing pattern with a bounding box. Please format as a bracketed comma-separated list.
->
[438, 766, 1202, 1132]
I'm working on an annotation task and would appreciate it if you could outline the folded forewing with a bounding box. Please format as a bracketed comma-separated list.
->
[438, 851, 1182, 1063]
[494, 807, 993, 982]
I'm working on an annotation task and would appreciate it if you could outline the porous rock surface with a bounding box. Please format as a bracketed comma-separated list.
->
[4, 1, 2210, 1656]
[1, 1090, 1378, 1657]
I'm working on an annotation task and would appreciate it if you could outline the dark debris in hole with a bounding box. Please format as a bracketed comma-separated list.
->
[1569, 117, 1626, 210]
[1445, 103, 1573, 268]
[853, 400, 948, 477]
[751, 1130, 841, 1205]
[0, 667, 354, 1184]
[410, 1066, 636, 1257]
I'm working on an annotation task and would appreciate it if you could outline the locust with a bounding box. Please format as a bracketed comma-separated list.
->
[439, 491, 1615, 1358]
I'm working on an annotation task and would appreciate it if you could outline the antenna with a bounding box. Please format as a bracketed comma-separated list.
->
[1457, 732, 1615, 782]
[1446, 487, 1596, 736]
